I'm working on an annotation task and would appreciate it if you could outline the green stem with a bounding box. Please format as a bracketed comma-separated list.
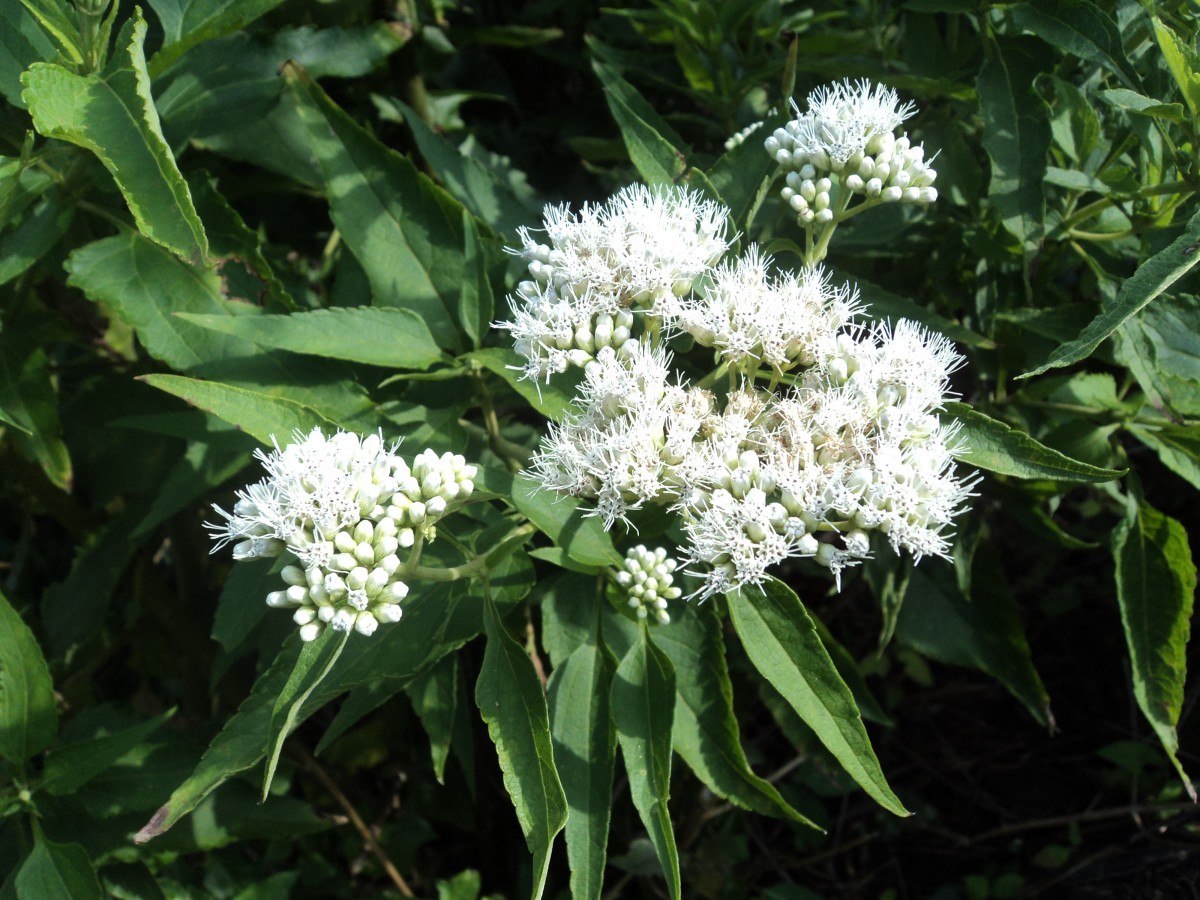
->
[474, 372, 523, 472]
[401, 522, 537, 582]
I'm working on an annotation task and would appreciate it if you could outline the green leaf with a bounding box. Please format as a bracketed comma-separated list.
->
[810, 617, 892, 727]
[211, 557, 274, 656]
[510, 473, 623, 568]
[1152, 17, 1200, 125]
[727, 578, 908, 817]
[1112, 501, 1197, 800]
[548, 620, 617, 900]
[459, 210, 495, 348]
[42, 710, 173, 795]
[147, 0, 287, 76]
[0, 588, 57, 766]
[1128, 424, 1200, 491]
[943, 402, 1124, 482]
[139, 374, 335, 446]
[21, 12, 208, 264]
[0, 3, 54, 108]
[0, 337, 71, 490]
[14, 832, 102, 900]
[262, 630, 350, 800]
[476, 588, 567, 900]
[287, 63, 465, 351]
[0, 193, 73, 285]
[406, 653, 458, 783]
[591, 59, 686, 187]
[696, 115, 780, 231]
[611, 628, 681, 900]
[381, 97, 536, 237]
[467, 348, 576, 422]
[896, 562, 1051, 726]
[650, 604, 816, 824]
[65, 232, 249, 372]
[175, 307, 443, 370]
[1022, 206, 1200, 378]
[1011, 1, 1140, 91]
[1117, 293, 1200, 418]
[977, 38, 1050, 264]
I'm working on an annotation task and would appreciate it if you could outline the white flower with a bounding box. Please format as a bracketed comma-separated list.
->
[209, 429, 478, 641]
[498, 185, 731, 381]
[676, 248, 862, 371]
[615, 545, 683, 624]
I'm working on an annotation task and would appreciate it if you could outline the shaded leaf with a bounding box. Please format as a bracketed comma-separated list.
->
[0, 335, 71, 490]
[147, 0, 287, 76]
[592, 58, 686, 187]
[14, 832, 102, 900]
[477, 588, 567, 900]
[1112, 502, 1196, 800]
[0, 588, 57, 766]
[43, 710, 173, 796]
[407, 653, 458, 783]
[1012, 1, 1139, 91]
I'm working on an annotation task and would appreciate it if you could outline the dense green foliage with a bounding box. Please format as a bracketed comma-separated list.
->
[0, 0, 1197, 897]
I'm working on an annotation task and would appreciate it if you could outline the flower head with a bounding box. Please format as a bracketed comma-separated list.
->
[209, 428, 477, 641]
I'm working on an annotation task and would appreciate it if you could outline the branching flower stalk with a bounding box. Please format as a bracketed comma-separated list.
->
[499, 79, 976, 601]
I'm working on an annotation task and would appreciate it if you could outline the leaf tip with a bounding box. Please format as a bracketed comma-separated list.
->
[133, 804, 170, 844]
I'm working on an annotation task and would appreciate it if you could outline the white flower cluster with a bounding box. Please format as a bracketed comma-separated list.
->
[614, 545, 683, 625]
[508, 192, 973, 600]
[208, 429, 477, 641]
[498, 184, 729, 382]
[764, 79, 937, 223]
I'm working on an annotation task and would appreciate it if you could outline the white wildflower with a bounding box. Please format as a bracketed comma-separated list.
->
[615, 545, 683, 624]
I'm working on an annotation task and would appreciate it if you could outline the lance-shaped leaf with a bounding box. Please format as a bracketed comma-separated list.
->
[139, 374, 335, 446]
[548, 618, 617, 900]
[287, 63, 465, 351]
[0, 336, 71, 490]
[727, 578, 908, 817]
[1021, 206, 1200, 378]
[147, 0, 287, 76]
[612, 627, 681, 900]
[1112, 502, 1197, 801]
[977, 37, 1049, 265]
[591, 57, 686, 187]
[476, 590, 567, 900]
[0, 587, 57, 766]
[21, 12, 208, 264]
[510, 473, 622, 568]
[407, 653, 459, 784]
[1011, 1, 1140, 91]
[466, 348, 576, 422]
[176, 307, 443, 371]
[943, 402, 1124, 482]
[649, 604, 816, 825]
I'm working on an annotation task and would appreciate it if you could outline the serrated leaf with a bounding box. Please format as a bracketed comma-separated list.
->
[1128, 424, 1200, 491]
[1012, 1, 1139, 91]
[727, 578, 908, 817]
[139, 374, 335, 446]
[649, 604, 816, 824]
[1023, 206, 1200, 378]
[896, 562, 1051, 726]
[147, 0, 287, 76]
[66, 232, 250, 372]
[977, 38, 1050, 264]
[1152, 17, 1200, 125]
[510, 473, 622, 568]
[14, 832, 102, 900]
[612, 628, 681, 900]
[286, 63, 464, 351]
[592, 59, 686, 187]
[176, 307, 443, 370]
[548, 623, 617, 900]
[1112, 501, 1197, 800]
[943, 402, 1124, 482]
[477, 589, 567, 900]
[21, 12, 207, 264]
[0, 588, 57, 766]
